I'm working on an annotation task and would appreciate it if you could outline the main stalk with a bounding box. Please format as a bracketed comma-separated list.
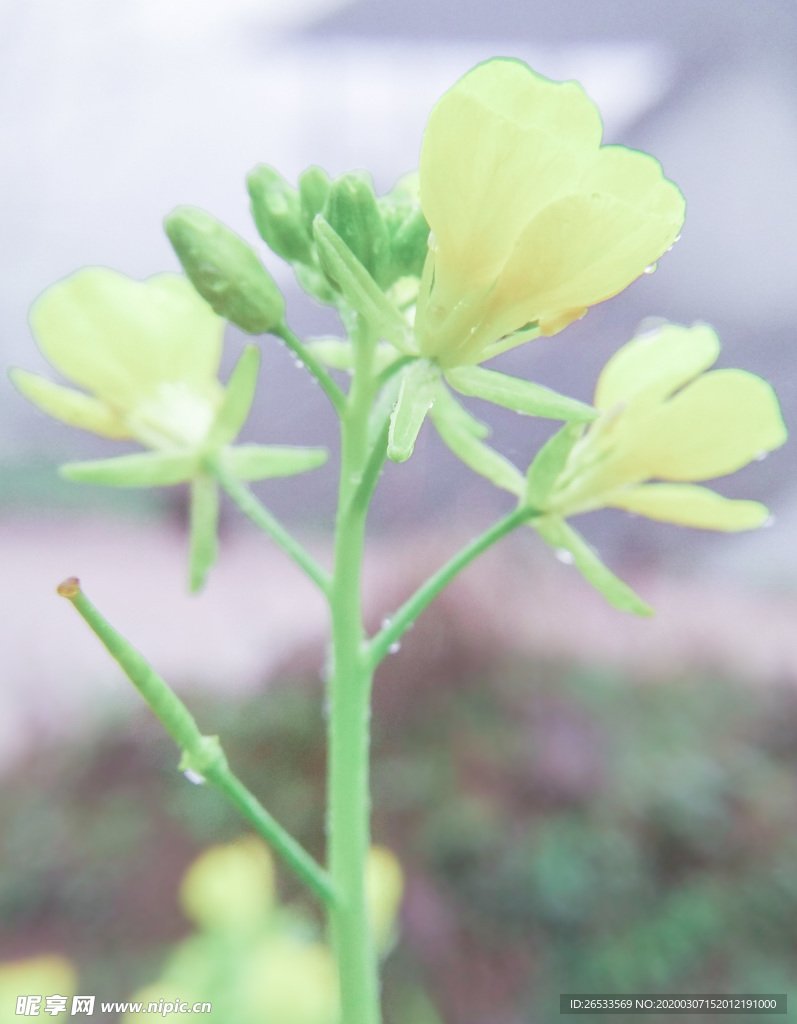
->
[326, 323, 382, 1024]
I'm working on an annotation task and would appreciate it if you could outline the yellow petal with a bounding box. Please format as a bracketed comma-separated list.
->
[486, 149, 684, 337]
[419, 58, 602, 304]
[30, 269, 224, 407]
[642, 369, 787, 480]
[9, 368, 132, 439]
[609, 483, 770, 531]
[594, 323, 720, 410]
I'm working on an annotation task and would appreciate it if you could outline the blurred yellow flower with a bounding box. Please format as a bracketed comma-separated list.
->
[414, 58, 685, 367]
[0, 955, 76, 1012]
[179, 837, 276, 935]
[540, 322, 787, 530]
[11, 268, 225, 449]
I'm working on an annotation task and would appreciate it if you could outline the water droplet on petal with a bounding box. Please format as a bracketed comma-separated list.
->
[388, 641, 401, 654]
[555, 548, 574, 565]
[754, 451, 769, 462]
[183, 769, 206, 786]
[643, 262, 658, 275]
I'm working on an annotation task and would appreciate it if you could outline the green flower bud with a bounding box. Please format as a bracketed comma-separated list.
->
[164, 206, 285, 335]
[322, 171, 390, 286]
[387, 204, 430, 281]
[247, 165, 313, 264]
[298, 165, 332, 234]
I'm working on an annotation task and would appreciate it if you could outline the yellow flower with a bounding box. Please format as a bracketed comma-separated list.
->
[10, 267, 327, 590]
[537, 322, 787, 530]
[414, 58, 685, 368]
[11, 268, 225, 449]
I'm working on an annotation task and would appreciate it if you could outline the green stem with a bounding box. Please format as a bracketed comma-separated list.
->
[366, 506, 539, 670]
[208, 458, 331, 595]
[57, 578, 337, 907]
[273, 321, 346, 416]
[327, 318, 382, 1024]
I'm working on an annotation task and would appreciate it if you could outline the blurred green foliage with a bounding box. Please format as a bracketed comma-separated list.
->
[2, 660, 797, 1022]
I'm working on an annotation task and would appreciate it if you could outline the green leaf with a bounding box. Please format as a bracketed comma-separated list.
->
[189, 474, 219, 592]
[205, 345, 260, 449]
[525, 423, 584, 508]
[223, 445, 328, 481]
[387, 359, 441, 462]
[430, 388, 524, 495]
[445, 365, 596, 422]
[534, 516, 654, 616]
[60, 450, 198, 487]
[313, 216, 414, 354]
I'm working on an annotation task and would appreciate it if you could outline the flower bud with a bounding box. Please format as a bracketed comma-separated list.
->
[387, 204, 430, 281]
[247, 165, 313, 264]
[322, 171, 390, 286]
[298, 165, 331, 234]
[164, 206, 285, 334]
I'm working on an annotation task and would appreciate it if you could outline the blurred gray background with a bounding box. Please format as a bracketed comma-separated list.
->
[1, 0, 796, 764]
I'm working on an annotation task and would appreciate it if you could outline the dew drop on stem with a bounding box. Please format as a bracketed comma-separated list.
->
[555, 548, 574, 565]
[183, 769, 206, 785]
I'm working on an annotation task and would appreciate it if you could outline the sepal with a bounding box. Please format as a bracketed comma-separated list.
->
[306, 338, 406, 376]
[525, 423, 584, 508]
[222, 445, 328, 481]
[445, 365, 596, 422]
[60, 450, 199, 487]
[387, 359, 441, 462]
[205, 345, 260, 450]
[534, 516, 653, 616]
[313, 216, 414, 353]
[430, 388, 524, 495]
[188, 474, 219, 592]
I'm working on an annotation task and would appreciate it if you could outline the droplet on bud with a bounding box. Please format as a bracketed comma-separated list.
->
[754, 451, 769, 462]
[643, 262, 658, 275]
[763, 515, 775, 528]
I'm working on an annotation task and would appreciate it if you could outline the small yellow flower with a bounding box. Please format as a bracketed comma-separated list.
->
[414, 58, 685, 367]
[11, 268, 225, 449]
[539, 322, 787, 530]
[10, 267, 327, 590]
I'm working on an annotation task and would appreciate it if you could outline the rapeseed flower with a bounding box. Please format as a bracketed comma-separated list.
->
[535, 322, 786, 529]
[414, 58, 685, 367]
[11, 268, 226, 450]
[10, 268, 327, 589]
